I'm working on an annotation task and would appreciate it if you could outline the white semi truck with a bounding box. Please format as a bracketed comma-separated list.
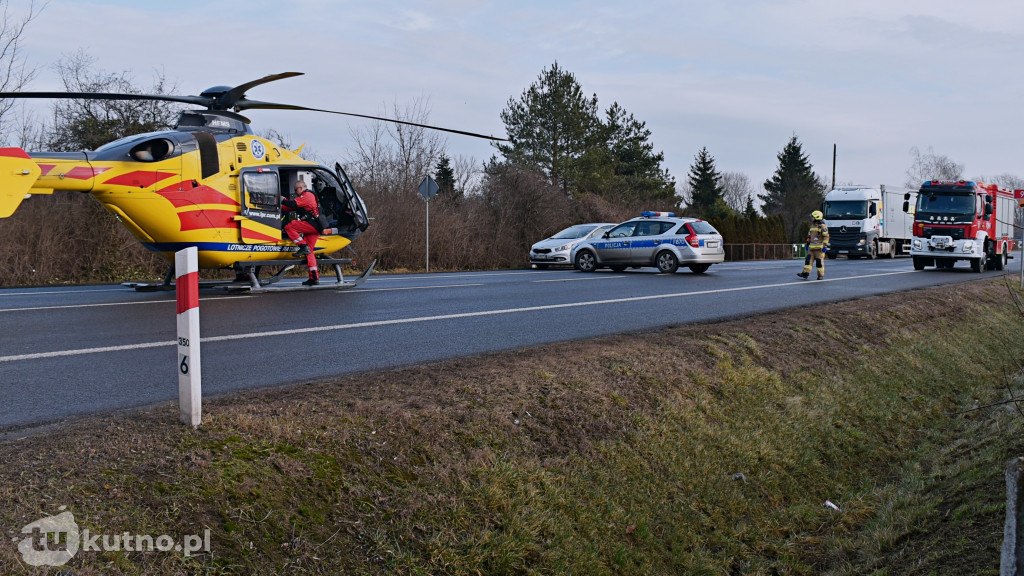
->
[822, 184, 917, 259]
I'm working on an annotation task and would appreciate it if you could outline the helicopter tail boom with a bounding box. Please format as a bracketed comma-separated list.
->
[0, 148, 44, 218]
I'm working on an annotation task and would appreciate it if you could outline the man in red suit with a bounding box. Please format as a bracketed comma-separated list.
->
[282, 180, 321, 285]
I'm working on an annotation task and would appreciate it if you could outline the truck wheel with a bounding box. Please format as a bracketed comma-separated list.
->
[996, 243, 1008, 271]
[865, 240, 878, 259]
[913, 256, 927, 270]
[971, 247, 987, 273]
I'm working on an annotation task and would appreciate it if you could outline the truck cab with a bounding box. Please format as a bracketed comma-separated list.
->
[823, 185, 914, 259]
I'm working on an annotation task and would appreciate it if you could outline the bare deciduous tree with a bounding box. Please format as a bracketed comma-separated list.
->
[720, 171, 754, 213]
[905, 146, 964, 188]
[0, 0, 40, 145]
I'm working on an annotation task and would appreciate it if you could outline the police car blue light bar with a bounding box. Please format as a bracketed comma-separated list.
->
[641, 211, 674, 217]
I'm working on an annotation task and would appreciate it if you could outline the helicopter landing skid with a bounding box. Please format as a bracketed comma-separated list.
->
[222, 258, 376, 293]
[122, 258, 376, 293]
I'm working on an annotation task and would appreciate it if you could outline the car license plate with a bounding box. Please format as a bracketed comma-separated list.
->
[705, 240, 719, 248]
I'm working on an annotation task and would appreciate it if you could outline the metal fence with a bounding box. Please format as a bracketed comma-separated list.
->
[724, 244, 803, 262]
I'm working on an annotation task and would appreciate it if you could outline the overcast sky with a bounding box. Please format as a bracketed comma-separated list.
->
[11, 0, 1024, 195]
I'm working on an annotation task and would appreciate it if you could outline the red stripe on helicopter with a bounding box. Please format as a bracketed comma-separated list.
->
[103, 170, 178, 188]
[241, 228, 281, 243]
[64, 166, 111, 180]
[156, 185, 239, 208]
[0, 147, 31, 159]
[176, 271, 199, 314]
[37, 164, 55, 175]
[177, 209, 237, 232]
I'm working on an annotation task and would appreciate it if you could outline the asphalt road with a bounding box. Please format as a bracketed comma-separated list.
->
[1, 256, 1019, 430]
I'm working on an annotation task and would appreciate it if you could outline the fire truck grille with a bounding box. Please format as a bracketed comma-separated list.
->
[921, 227, 965, 240]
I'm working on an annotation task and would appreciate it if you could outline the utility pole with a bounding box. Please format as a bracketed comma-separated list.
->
[831, 143, 836, 190]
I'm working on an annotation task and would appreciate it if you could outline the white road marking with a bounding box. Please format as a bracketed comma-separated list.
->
[0, 270, 916, 362]
[0, 295, 251, 313]
[532, 276, 626, 283]
[0, 287, 128, 297]
[345, 283, 484, 293]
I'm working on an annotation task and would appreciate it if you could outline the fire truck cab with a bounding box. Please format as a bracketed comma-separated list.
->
[904, 180, 1016, 272]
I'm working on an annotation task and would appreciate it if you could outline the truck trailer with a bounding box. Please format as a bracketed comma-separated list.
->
[822, 184, 916, 259]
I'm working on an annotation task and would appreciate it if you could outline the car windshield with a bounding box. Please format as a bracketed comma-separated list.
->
[551, 224, 598, 240]
[917, 193, 974, 215]
[824, 201, 868, 219]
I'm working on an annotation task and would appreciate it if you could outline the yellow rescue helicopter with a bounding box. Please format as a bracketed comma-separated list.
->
[0, 72, 503, 291]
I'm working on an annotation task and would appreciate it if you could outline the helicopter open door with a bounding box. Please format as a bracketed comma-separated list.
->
[237, 168, 283, 243]
[334, 162, 369, 240]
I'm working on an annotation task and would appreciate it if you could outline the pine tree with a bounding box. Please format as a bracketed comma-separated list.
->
[743, 195, 758, 218]
[687, 147, 731, 219]
[497, 61, 602, 198]
[598, 103, 675, 206]
[497, 62, 675, 206]
[759, 136, 827, 242]
[434, 153, 457, 199]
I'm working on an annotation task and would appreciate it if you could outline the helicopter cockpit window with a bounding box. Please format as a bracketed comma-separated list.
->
[242, 171, 281, 211]
[130, 139, 174, 162]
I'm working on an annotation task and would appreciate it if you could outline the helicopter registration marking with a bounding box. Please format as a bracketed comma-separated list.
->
[250, 139, 266, 160]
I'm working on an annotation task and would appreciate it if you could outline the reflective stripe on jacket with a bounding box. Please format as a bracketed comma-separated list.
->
[806, 223, 829, 250]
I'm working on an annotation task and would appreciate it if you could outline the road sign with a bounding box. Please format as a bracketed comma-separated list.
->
[419, 176, 439, 201]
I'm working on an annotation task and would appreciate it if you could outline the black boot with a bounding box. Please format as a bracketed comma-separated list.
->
[302, 271, 319, 286]
[294, 244, 311, 258]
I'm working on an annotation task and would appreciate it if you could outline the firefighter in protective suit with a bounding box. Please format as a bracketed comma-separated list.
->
[798, 210, 830, 280]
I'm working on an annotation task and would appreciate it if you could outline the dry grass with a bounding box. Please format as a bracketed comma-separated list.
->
[1, 278, 1023, 574]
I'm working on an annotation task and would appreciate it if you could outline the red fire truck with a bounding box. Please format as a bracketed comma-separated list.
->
[904, 180, 1016, 272]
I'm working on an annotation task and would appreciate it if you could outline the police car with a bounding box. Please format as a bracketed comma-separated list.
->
[530, 222, 617, 269]
[571, 212, 725, 274]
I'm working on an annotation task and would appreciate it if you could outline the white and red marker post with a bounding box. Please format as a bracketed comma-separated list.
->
[175, 247, 202, 427]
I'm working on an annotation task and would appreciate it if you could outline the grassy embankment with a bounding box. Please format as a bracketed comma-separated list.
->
[2, 277, 1024, 574]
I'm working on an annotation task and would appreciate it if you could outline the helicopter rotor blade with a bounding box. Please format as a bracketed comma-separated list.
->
[216, 72, 304, 110]
[0, 91, 210, 107]
[0, 72, 507, 141]
[236, 100, 508, 141]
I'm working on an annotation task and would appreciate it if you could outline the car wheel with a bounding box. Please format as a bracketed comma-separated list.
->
[688, 263, 710, 274]
[655, 251, 679, 274]
[535, 263, 549, 270]
[575, 250, 597, 272]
